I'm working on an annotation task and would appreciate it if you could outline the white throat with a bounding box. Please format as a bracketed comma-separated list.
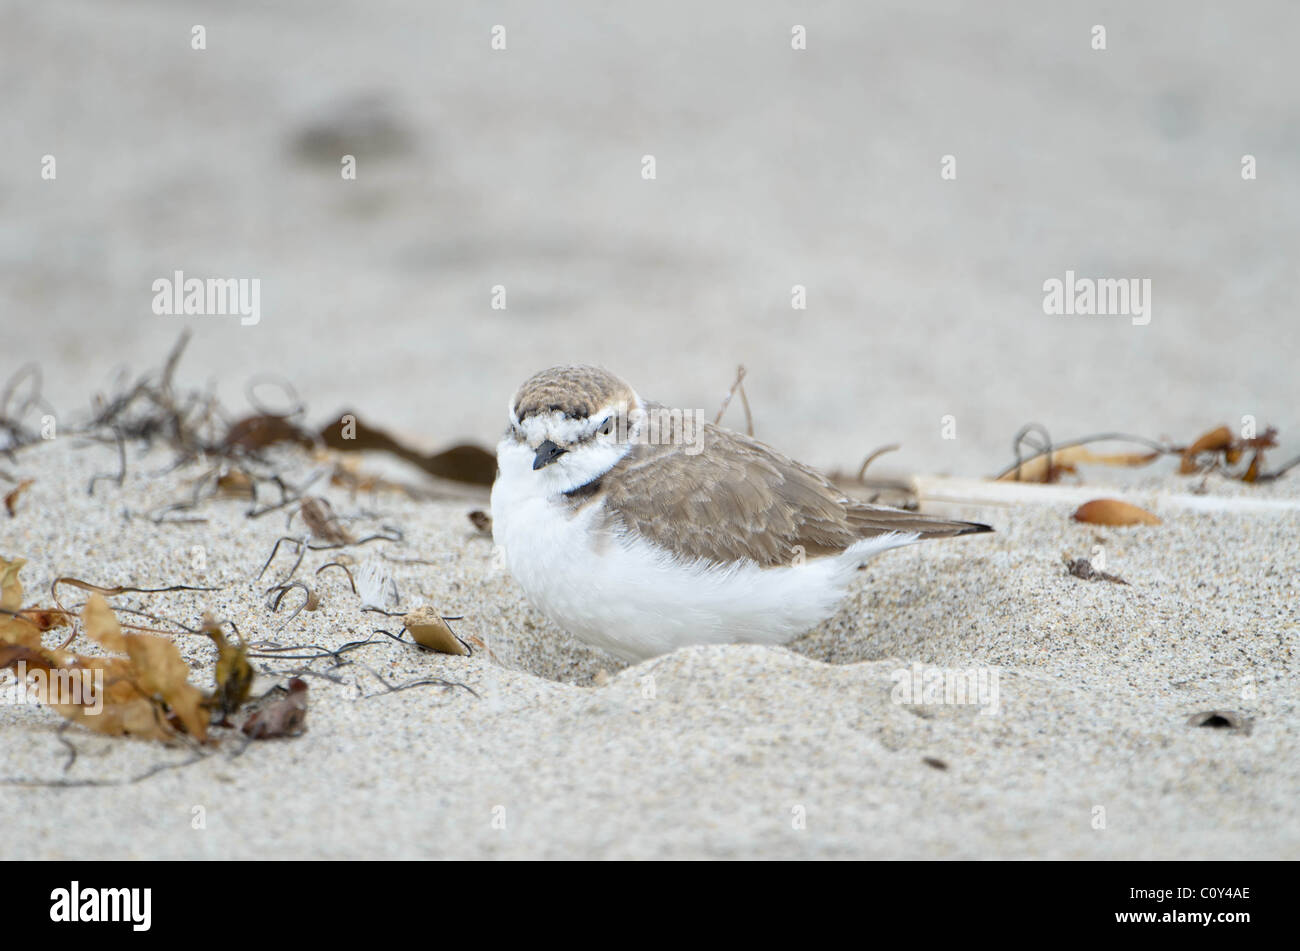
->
[497, 435, 630, 497]
[498, 393, 645, 498]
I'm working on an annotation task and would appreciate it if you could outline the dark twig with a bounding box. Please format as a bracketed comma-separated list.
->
[351, 659, 478, 700]
[0, 750, 212, 788]
[315, 561, 358, 594]
[855, 444, 901, 482]
[245, 374, 306, 419]
[265, 581, 317, 632]
[1257, 453, 1300, 483]
[714, 365, 753, 435]
[86, 426, 127, 496]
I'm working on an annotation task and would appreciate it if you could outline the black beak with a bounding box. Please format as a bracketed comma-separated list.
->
[533, 440, 568, 470]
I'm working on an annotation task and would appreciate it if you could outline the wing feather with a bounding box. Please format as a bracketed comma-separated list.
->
[598, 419, 990, 568]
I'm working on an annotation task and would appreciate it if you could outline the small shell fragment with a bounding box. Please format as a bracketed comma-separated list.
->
[1071, 498, 1161, 526]
[404, 606, 469, 655]
[1064, 556, 1129, 585]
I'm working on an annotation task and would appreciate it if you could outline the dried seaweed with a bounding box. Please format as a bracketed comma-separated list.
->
[996, 421, 1288, 485]
[352, 659, 479, 700]
[855, 444, 901, 482]
[997, 424, 1166, 483]
[713, 364, 753, 436]
[49, 576, 221, 649]
[255, 526, 401, 586]
[4, 333, 489, 781]
[0, 363, 58, 455]
[319, 411, 496, 486]
[204, 615, 253, 722]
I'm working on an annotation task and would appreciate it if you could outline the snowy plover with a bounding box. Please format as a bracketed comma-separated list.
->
[490, 366, 991, 662]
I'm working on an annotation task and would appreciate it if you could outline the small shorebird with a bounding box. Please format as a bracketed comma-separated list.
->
[490, 366, 991, 661]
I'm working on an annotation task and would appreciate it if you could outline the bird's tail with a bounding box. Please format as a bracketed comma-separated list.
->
[844, 502, 993, 541]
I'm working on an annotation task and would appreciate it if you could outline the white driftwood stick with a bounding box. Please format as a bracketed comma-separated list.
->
[910, 474, 1300, 515]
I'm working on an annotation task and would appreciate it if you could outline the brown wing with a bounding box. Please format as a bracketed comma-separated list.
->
[598, 421, 989, 568]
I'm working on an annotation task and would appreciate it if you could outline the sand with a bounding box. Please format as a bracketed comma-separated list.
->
[0, 436, 1295, 859]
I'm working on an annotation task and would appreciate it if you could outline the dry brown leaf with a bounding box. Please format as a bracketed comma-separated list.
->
[1242, 427, 1279, 450]
[0, 557, 43, 648]
[0, 556, 24, 612]
[0, 564, 72, 642]
[56, 654, 172, 740]
[404, 607, 469, 655]
[0, 645, 129, 734]
[21, 609, 70, 632]
[2, 566, 209, 742]
[1, 622, 170, 740]
[0, 614, 43, 648]
[81, 595, 208, 740]
[1090, 450, 1163, 467]
[300, 497, 352, 545]
[223, 414, 314, 453]
[4, 479, 34, 517]
[328, 457, 389, 494]
[1179, 425, 1233, 474]
[0, 643, 56, 674]
[123, 632, 208, 739]
[204, 614, 252, 720]
[1243, 450, 1263, 484]
[998, 446, 1160, 483]
[215, 468, 255, 498]
[1072, 499, 1161, 526]
[82, 593, 127, 652]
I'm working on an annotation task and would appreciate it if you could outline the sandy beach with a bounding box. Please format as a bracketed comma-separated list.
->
[1, 432, 1295, 859]
[2, 1, 1298, 859]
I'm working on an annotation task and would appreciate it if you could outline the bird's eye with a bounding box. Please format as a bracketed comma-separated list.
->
[597, 417, 614, 435]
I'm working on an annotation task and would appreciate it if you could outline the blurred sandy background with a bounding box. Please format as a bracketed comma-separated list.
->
[3, 0, 1297, 473]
